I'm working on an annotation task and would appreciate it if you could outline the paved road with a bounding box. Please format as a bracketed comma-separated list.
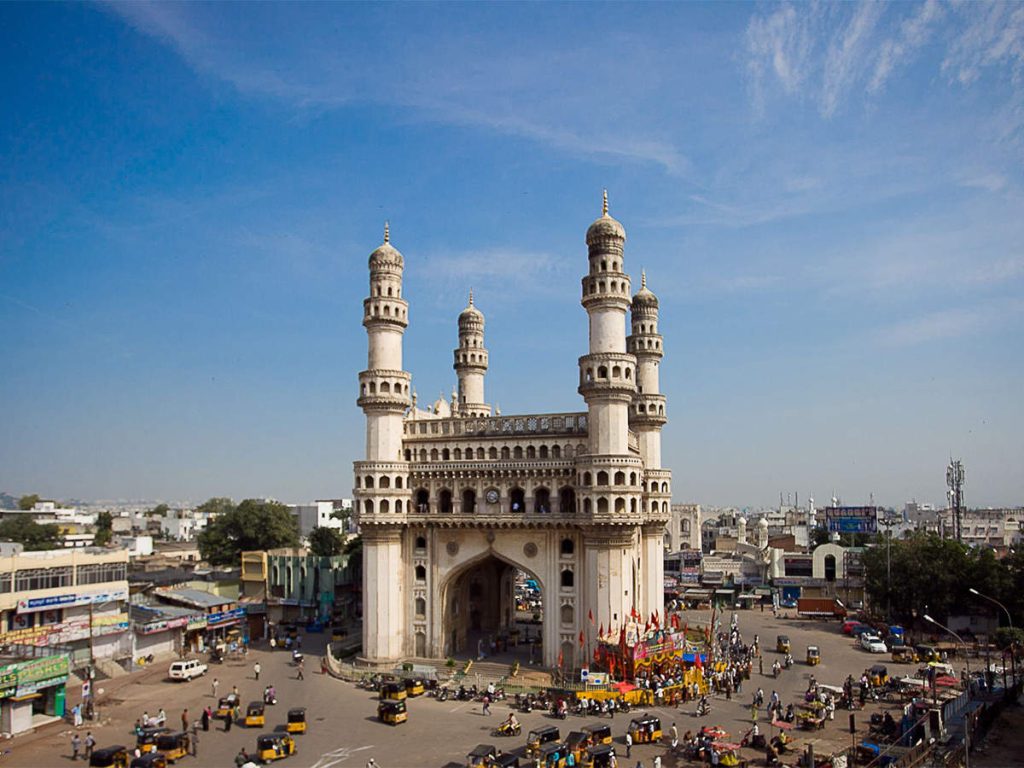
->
[3, 608, 908, 767]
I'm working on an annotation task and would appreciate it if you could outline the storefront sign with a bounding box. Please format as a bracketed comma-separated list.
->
[17, 588, 129, 614]
[137, 616, 189, 635]
[187, 616, 208, 631]
[15, 675, 68, 697]
[0, 614, 128, 648]
[0, 664, 18, 700]
[207, 607, 245, 627]
[16, 656, 69, 685]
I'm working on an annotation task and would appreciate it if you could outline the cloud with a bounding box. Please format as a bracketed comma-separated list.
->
[941, 2, 1024, 86]
[869, 0, 943, 93]
[821, 2, 885, 117]
[877, 300, 1024, 347]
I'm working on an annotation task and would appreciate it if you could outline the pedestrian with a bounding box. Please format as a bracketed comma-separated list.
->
[201, 707, 210, 732]
[181, 708, 189, 731]
[84, 732, 95, 759]
[482, 695, 491, 716]
[297, 660, 304, 681]
[653, 756, 661, 768]
[225, 711, 233, 732]
[366, 760, 376, 768]
[212, 677, 219, 698]
[625, 730, 632, 758]
[71, 733, 81, 761]
[296, 635, 302, 650]
[254, 662, 261, 680]
[190, 721, 200, 756]
[759, 657, 763, 676]
[270, 636, 276, 650]
[232, 685, 239, 698]
[670, 722, 678, 750]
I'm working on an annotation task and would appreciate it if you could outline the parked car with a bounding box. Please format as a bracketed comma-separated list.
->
[850, 624, 874, 638]
[860, 635, 887, 653]
[168, 659, 208, 681]
[841, 620, 864, 635]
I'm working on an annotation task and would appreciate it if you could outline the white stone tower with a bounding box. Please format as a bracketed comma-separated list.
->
[354, 223, 412, 664]
[452, 292, 491, 418]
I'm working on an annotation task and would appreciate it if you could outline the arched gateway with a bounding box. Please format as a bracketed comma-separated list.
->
[354, 198, 674, 667]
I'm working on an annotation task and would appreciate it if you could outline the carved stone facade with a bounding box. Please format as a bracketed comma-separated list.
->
[354, 198, 673, 666]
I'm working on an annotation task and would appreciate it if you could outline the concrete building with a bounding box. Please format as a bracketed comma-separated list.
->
[354, 198, 673, 666]
[289, 500, 348, 541]
[0, 547, 130, 670]
[667, 503, 701, 552]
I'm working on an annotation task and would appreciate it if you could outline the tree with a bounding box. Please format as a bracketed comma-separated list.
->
[197, 499, 299, 566]
[308, 526, 345, 557]
[0, 516, 61, 550]
[145, 503, 169, 518]
[810, 527, 832, 547]
[196, 497, 235, 517]
[17, 494, 40, 510]
[94, 511, 113, 547]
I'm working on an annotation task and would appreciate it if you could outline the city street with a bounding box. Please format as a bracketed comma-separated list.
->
[2, 608, 915, 767]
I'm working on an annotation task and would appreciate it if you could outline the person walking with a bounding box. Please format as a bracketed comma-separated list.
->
[653, 756, 661, 768]
[297, 660, 305, 681]
[670, 722, 678, 750]
[71, 734, 81, 761]
[482, 695, 491, 716]
[181, 708, 189, 732]
[625, 730, 632, 758]
[201, 707, 210, 732]
[212, 677, 219, 698]
[84, 732, 95, 760]
[224, 710, 233, 732]
[254, 662, 261, 681]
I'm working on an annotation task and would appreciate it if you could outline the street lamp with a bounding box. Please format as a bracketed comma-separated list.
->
[923, 613, 971, 681]
[968, 587, 1013, 628]
[968, 587, 1015, 689]
[878, 512, 899, 621]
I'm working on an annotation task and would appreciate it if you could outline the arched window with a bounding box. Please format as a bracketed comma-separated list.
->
[661, 482, 669, 493]
[583, 498, 593, 514]
[380, 499, 390, 513]
[415, 598, 426, 616]
[630, 498, 637, 514]
[430, 448, 439, 461]
[380, 381, 390, 393]
[597, 497, 609, 514]
[365, 476, 375, 489]
[583, 472, 592, 486]
[552, 445, 562, 458]
[561, 569, 574, 588]
[488, 447, 498, 460]
[612, 366, 621, 378]
[476, 447, 485, 460]
[415, 489, 429, 514]
[560, 487, 576, 515]
[561, 604, 574, 625]
[824, 554, 837, 582]
[404, 449, 412, 461]
[395, 500, 403, 513]
[510, 487, 525, 513]
[379, 476, 390, 489]
[651, 501, 659, 513]
[614, 498, 626, 514]
[561, 538, 574, 555]
[395, 476, 403, 489]
[355, 476, 362, 488]
[526, 446, 536, 459]
[501, 446, 510, 460]
[415, 536, 426, 551]
[614, 471, 625, 485]
[439, 489, 453, 514]
[442, 448, 450, 461]
[629, 472, 637, 485]
[597, 471, 609, 486]
[454, 448, 462, 460]
[462, 489, 477, 514]
[598, 366, 608, 378]
[419, 449, 427, 462]
[415, 565, 426, 582]
[363, 499, 373, 515]
[539, 445, 549, 459]
[534, 487, 551, 514]
[513, 446, 523, 459]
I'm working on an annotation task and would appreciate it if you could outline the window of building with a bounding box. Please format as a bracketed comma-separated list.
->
[415, 565, 426, 582]
[17, 566, 74, 591]
[561, 569, 574, 588]
[560, 538, 574, 556]
[415, 598, 426, 617]
[75, 562, 123, 587]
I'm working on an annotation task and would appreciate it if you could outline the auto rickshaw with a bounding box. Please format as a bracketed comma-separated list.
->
[89, 746, 129, 768]
[582, 723, 613, 746]
[155, 732, 190, 762]
[377, 699, 407, 725]
[892, 646, 918, 664]
[916, 645, 940, 663]
[493, 755, 521, 768]
[216, 693, 240, 719]
[380, 681, 408, 701]
[245, 701, 265, 727]
[130, 754, 167, 768]
[539, 742, 569, 768]
[286, 707, 307, 734]
[136, 727, 170, 754]
[628, 713, 663, 744]
[404, 677, 425, 697]
[776, 635, 791, 654]
[526, 726, 560, 757]
[256, 733, 297, 762]
[565, 732, 588, 762]
[583, 744, 616, 768]
[868, 665, 889, 687]
[467, 744, 497, 768]
[806, 646, 821, 666]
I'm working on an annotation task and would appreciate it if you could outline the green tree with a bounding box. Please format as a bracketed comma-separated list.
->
[308, 526, 345, 557]
[809, 527, 832, 547]
[145, 503, 169, 518]
[17, 494, 40, 510]
[0, 516, 61, 550]
[197, 499, 299, 566]
[94, 511, 113, 547]
[196, 497, 235, 517]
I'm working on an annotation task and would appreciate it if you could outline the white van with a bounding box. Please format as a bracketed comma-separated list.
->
[168, 658, 208, 681]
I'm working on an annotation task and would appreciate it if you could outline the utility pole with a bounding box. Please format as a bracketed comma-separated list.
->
[878, 512, 898, 622]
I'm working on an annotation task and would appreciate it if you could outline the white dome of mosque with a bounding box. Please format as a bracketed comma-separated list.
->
[458, 290, 484, 322]
[586, 190, 626, 245]
[632, 270, 659, 309]
[369, 222, 404, 270]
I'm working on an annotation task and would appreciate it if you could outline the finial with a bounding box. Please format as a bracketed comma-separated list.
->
[383, 221, 390, 244]
[602, 189, 609, 217]
[468, 288, 474, 306]
[641, 269, 647, 289]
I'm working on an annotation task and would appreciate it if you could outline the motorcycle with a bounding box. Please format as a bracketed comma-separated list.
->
[493, 721, 521, 737]
[695, 697, 710, 717]
[436, 687, 450, 702]
[291, 650, 304, 665]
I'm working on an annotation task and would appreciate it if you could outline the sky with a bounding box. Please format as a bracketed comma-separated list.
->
[1, 1, 1022, 509]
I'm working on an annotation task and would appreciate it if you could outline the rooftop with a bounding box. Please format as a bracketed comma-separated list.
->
[154, 587, 234, 609]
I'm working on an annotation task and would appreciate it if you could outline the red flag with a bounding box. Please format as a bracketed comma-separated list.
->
[593, 647, 600, 665]
[578, 630, 585, 648]
[599, 623, 604, 638]
[609, 657, 616, 678]
[630, 607, 638, 621]
[653, 611, 660, 629]
[588, 609, 595, 625]
[694, 653, 703, 669]
[644, 621, 650, 634]
[618, 626, 626, 647]
[557, 648, 564, 668]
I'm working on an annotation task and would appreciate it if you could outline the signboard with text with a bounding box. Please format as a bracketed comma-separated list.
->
[17, 588, 129, 614]
[825, 506, 878, 534]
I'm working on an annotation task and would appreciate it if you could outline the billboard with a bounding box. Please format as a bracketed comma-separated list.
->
[825, 506, 878, 534]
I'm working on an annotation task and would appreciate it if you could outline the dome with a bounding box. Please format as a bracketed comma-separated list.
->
[586, 190, 626, 245]
[369, 222, 404, 270]
[459, 290, 484, 322]
[632, 270, 659, 309]
[758, 517, 769, 529]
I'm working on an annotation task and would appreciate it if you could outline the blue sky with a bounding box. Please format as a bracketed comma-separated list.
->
[1, 1, 1022, 508]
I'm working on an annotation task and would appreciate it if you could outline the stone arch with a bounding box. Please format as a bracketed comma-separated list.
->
[415, 535, 426, 550]
[614, 497, 626, 514]
[582, 472, 592, 486]
[477, 447, 486, 460]
[395, 476, 403, 489]
[560, 604, 574, 625]
[534, 487, 551, 514]
[614, 470, 625, 485]
[415, 597, 426, 616]
[501, 446, 510, 460]
[561, 538, 575, 556]
[379, 476, 391, 489]
[526, 445, 536, 459]
[597, 471, 609, 486]
[430, 448, 439, 461]
[365, 476, 375, 489]
[415, 489, 430, 514]
[363, 499, 373, 515]
[583, 498, 593, 514]
[442, 448, 450, 461]
[380, 499, 390, 514]
[539, 445, 549, 459]
[462, 488, 477, 513]
[559, 487, 576, 514]
[513, 446, 523, 459]
[510, 487, 525, 513]
[415, 564, 426, 582]
[629, 471, 637, 485]
[439, 488, 453, 514]
[561, 569, 574, 588]
[552, 445, 562, 459]
[597, 497, 609, 514]
[488, 447, 498, 460]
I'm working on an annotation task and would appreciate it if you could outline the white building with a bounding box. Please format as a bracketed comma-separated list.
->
[289, 500, 348, 541]
[354, 197, 673, 666]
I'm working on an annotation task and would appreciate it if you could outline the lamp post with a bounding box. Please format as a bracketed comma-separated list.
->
[878, 512, 899, 621]
[968, 587, 1015, 688]
[923, 613, 971, 682]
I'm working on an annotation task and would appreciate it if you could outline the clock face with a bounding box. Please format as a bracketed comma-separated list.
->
[486, 489, 499, 504]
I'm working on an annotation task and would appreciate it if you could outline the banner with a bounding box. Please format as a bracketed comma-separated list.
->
[825, 506, 878, 534]
[17, 588, 129, 614]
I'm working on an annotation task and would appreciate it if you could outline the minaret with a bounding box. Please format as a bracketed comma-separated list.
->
[627, 270, 667, 467]
[354, 222, 412, 663]
[453, 290, 491, 417]
[576, 192, 645, 649]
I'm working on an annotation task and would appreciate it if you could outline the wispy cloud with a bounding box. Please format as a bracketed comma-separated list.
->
[941, 2, 1024, 86]
[869, 0, 943, 93]
[821, 2, 885, 117]
[877, 299, 1024, 347]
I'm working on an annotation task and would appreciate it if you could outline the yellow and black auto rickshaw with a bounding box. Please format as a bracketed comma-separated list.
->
[377, 699, 407, 725]
[628, 714, 662, 744]
[155, 732, 190, 762]
[380, 681, 407, 701]
[868, 664, 889, 687]
[89, 746, 129, 768]
[244, 701, 265, 728]
[583, 744, 616, 768]
[129, 754, 167, 768]
[216, 694, 240, 719]
[256, 733, 297, 762]
[539, 742, 569, 768]
[467, 744, 497, 768]
[286, 707, 307, 735]
[892, 646, 918, 664]
[806, 645, 821, 666]
[582, 723, 613, 746]
[404, 677, 425, 697]
[776, 635, 791, 654]
[564, 732, 588, 763]
[492, 754, 521, 768]
[916, 645, 940, 663]
[526, 726, 561, 757]
[136, 727, 170, 754]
